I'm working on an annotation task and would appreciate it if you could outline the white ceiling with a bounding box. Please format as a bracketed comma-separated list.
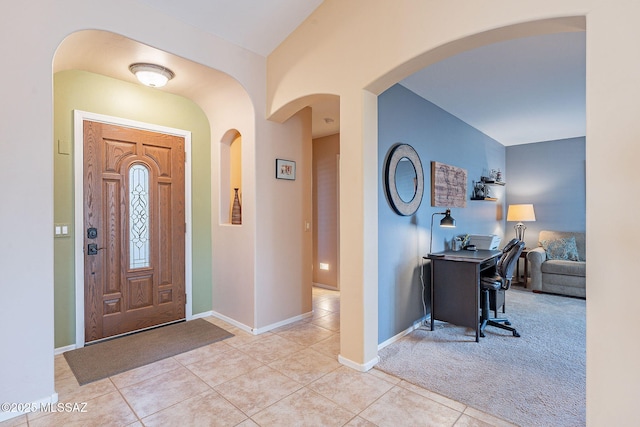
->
[133, 0, 324, 56]
[68, 2, 586, 145]
[400, 31, 586, 146]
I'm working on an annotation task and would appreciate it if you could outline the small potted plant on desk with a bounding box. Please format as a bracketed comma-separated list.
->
[453, 234, 471, 251]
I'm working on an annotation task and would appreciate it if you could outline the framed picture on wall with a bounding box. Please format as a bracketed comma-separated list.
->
[431, 161, 467, 208]
[276, 158, 296, 180]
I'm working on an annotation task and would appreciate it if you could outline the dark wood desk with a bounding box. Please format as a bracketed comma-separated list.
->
[426, 250, 502, 342]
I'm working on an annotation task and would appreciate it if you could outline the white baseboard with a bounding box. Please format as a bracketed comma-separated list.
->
[0, 392, 58, 422]
[191, 310, 214, 320]
[53, 309, 321, 353]
[209, 311, 254, 334]
[196, 310, 314, 335]
[251, 311, 313, 335]
[338, 354, 380, 372]
[54, 344, 77, 355]
[378, 317, 428, 351]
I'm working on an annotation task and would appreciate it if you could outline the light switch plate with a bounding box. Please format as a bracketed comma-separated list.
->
[54, 223, 70, 237]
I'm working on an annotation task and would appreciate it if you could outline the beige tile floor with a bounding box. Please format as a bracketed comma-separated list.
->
[2, 287, 516, 427]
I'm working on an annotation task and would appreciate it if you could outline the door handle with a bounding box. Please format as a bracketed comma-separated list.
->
[87, 243, 103, 255]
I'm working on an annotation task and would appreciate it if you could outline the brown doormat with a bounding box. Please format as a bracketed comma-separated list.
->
[64, 319, 233, 385]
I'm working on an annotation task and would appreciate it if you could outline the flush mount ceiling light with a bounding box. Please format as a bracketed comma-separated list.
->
[129, 63, 175, 88]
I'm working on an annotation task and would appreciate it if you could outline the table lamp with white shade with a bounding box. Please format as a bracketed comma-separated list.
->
[507, 204, 536, 242]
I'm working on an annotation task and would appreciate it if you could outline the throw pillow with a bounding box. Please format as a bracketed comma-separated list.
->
[541, 237, 580, 261]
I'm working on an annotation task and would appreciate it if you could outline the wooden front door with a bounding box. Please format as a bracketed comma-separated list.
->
[83, 120, 185, 343]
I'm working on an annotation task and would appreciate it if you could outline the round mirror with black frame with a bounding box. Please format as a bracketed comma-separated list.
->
[384, 143, 424, 216]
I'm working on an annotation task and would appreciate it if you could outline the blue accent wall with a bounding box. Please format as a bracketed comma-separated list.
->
[378, 84, 506, 343]
[505, 137, 586, 248]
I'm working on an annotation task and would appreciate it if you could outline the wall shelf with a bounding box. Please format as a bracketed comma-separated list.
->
[471, 197, 498, 201]
[471, 179, 505, 201]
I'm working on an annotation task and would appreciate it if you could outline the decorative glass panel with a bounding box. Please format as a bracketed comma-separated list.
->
[129, 164, 150, 269]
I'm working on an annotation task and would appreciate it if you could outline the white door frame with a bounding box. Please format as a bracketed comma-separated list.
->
[73, 110, 193, 348]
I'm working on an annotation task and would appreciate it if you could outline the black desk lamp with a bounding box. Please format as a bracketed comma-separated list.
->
[430, 209, 456, 253]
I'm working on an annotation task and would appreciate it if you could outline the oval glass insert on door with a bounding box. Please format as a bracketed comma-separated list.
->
[129, 164, 150, 269]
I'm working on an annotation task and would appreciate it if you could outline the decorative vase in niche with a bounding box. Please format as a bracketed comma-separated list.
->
[231, 188, 242, 225]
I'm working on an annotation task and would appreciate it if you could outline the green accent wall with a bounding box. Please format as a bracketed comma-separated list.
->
[54, 70, 213, 348]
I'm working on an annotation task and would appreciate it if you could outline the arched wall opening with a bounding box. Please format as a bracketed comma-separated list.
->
[373, 31, 586, 417]
[365, 17, 587, 354]
[364, 17, 586, 96]
[52, 30, 258, 348]
[267, 14, 587, 371]
[267, 94, 341, 290]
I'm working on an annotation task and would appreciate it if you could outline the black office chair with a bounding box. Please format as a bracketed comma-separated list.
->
[479, 239, 524, 338]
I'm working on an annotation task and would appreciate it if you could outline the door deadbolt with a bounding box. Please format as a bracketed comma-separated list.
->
[87, 227, 98, 239]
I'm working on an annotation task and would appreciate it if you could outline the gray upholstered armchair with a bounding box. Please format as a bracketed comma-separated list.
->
[527, 230, 586, 298]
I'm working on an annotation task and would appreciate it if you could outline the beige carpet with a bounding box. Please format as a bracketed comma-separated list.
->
[375, 289, 585, 427]
[64, 319, 233, 385]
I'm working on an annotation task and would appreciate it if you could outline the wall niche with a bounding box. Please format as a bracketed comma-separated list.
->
[220, 129, 242, 225]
